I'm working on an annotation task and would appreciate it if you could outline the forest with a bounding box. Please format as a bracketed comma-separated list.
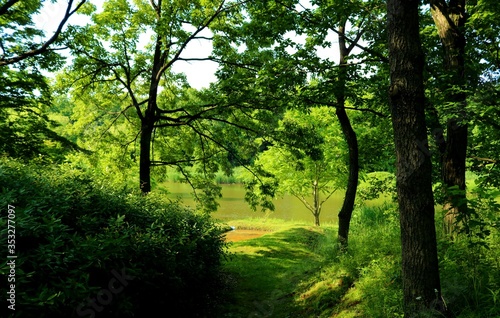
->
[1, 0, 499, 317]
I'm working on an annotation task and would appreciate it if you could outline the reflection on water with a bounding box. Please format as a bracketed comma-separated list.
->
[164, 182, 379, 224]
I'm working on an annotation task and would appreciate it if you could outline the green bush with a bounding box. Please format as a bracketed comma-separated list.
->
[0, 159, 227, 317]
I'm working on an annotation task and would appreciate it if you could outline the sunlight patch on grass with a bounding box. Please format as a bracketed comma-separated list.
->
[223, 217, 310, 232]
[229, 245, 272, 255]
[298, 278, 346, 301]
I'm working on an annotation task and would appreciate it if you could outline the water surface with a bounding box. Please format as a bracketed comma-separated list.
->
[164, 182, 385, 224]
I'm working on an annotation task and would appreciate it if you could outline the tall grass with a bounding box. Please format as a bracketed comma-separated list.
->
[293, 203, 404, 317]
[298, 203, 500, 317]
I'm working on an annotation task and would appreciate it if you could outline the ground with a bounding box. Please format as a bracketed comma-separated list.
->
[216, 219, 347, 318]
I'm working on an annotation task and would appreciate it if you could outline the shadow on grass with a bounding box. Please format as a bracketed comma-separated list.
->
[215, 227, 328, 318]
[215, 211, 407, 318]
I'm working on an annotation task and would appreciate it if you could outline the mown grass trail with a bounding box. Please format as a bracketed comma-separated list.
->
[213, 214, 404, 318]
[215, 219, 336, 317]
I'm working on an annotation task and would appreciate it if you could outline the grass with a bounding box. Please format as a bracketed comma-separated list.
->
[215, 219, 326, 317]
[223, 217, 326, 232]
[214, 209, 403, 318]
[215, 203, 500, 317]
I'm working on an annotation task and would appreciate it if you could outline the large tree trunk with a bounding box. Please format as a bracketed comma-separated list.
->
[387, 0, 448, 315]
[336, 22, 359, 248]
[139, 33, 163, 194]
[430, 0, 468, 235]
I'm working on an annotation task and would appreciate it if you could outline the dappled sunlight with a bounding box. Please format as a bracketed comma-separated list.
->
[217, 225, 329, 317]
[216, 208, 409, 317]
[3, 0, 499, 317]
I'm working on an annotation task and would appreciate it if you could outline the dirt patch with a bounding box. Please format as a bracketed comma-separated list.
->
[224, 229, 269, 242]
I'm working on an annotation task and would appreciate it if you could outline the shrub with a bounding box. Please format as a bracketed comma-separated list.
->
[0, 159, 227, 317]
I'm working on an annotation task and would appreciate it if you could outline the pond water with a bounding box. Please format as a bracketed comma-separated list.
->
[163, 182, 385, 225]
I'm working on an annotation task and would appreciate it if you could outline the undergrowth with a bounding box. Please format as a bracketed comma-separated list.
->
[0, 159, 227, 318]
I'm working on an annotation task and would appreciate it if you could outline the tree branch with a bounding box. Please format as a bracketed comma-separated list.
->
[157, 0, 227, 79]
[319, 186, 339, 206]
[185, 119, 268, 187]
[304, 98, 388, 117]
[0, 0, 87, 66]
[470, 156, 497, 164]
[275, 0, 388, 63]
[100, 104, 136, 138]
[0, 0, 20, 16]
[293, 193, 315, 214]
[150, 153, 221, 166]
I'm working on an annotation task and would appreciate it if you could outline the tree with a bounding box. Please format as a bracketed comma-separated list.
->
[423, 0, 500, 235]
[304, 0, 389, 246]
[304, 0, 387, 246]
[0, 0, 86, 66]
[246, 107, 347, 226]
[65, 0, 245, 194]
[55, 67, 260, 209]
[387, 0, 448, 315]
[0, 0, 88, 160]
[334, 21, 360, 246]
[49, 79, 141, 188]
[426, 0, 468, 235]
[212, 0, 388, 246]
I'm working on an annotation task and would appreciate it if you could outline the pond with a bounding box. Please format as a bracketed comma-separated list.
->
[163, 182, 385, 225]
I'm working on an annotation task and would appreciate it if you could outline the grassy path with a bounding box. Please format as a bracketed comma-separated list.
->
[215, 220, 334, 318]
[214, 203, 500, 318]
[213, 215, 403, 318]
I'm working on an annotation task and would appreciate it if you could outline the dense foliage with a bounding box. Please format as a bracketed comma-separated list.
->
[241, 107, 348, 226]
[0, 0, 499, 316]
[0, 159, 227, 317]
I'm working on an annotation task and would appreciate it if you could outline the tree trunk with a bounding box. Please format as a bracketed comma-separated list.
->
[139, 33, 163, 194]
[336, 22, 359, 248]
[430, 0, 468, 235]
[442, 120, 467, 234]
[139, 119, 154, 193]
[336, 104, 358, 246]
[313, 180, 321, 226]
[314, 213, 320, 227]
[387, 0, 448, 315]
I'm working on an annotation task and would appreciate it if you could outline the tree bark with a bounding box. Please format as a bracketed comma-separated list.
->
[313, 180, 321, 226]
[387, 0, 448, 315]
[430, 0, 468, 235]
[336, 22, 359, 248]
[314, 213, 320, 227]
[139, 119, 154, 193]
[139, 32, 163, 194]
